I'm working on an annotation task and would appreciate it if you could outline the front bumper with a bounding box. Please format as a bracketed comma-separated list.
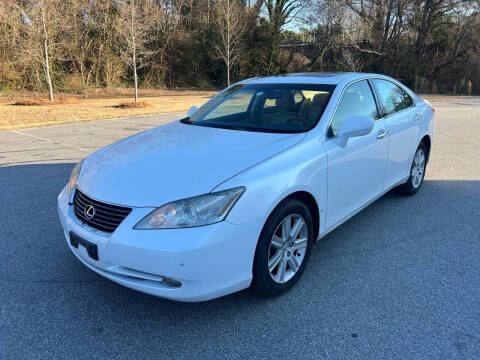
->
[57, 185, 262, 301]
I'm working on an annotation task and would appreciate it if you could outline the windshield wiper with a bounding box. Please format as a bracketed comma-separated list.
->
[181, 119, 247, 131]
[181, 119, 304, 134]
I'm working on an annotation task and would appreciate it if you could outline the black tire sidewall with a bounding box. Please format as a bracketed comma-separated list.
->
[405, 142, 427, 194]
[252, 198, 314, 296]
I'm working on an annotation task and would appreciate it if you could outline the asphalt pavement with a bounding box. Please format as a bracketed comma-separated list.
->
[0, 101, 479, 359]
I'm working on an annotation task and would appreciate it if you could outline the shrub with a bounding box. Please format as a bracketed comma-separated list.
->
[60, 75, 88, 93]
[0, 63, 21, 91]
[116, 101, 152, 108]
[13, 98, 81, 106]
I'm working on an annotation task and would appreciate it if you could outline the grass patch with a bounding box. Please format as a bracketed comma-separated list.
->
[115, 101, 152, 109]
[0, 88, 217, 130]
[13, 98, 81, 106]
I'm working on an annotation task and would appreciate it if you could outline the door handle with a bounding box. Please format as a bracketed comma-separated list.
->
[376, 129, 388, 139]
[414, 113, 422, 121]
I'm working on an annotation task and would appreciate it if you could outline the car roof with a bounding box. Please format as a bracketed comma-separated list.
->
[240, 72, 381, 85]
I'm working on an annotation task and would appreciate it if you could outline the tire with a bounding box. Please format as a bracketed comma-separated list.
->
[398, 142, 427, 195]
[252, 198, 313, 297]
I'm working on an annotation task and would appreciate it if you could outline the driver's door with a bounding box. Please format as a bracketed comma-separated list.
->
[323, 80, 388, 229]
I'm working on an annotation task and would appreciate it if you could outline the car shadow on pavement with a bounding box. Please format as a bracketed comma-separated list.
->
[1, 163, 479, 339]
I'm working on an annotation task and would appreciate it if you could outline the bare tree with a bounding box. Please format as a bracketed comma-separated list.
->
[88, 0, 124, 89]
[339, 47, 364, 71]
[264, 0, 304, 74]
[1, 0, 480, 95]
[116, 0, 155, 102]
[302, 0, 345, 70]
[0, 2, 21, 88]
[149, 0, 184, 87]
[213, 0, 248, 86]
[411, 0, 478, 91]
[15, 0, 68, 101]
[65, 0, 95, 86]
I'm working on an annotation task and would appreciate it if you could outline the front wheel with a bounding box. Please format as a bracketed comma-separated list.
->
[398, 142, 427, 195]
[252, 198, 313, 297]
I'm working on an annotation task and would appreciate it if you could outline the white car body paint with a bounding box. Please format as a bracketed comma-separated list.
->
[58, 72, 434, 301]
[77, 121, 305, 207]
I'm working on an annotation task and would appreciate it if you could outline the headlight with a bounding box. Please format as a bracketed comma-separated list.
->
[68, 159, 84, 197]
[134, 187, 245, 229]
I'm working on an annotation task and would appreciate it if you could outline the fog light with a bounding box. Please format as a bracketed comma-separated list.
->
[163, 277, 182, 288]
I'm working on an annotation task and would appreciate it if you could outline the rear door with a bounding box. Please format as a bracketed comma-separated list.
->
[323, 80, 388, 229]
[371, 79, 419, 187]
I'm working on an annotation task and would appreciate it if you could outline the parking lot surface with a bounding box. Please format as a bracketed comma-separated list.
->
[1, 100, 479, 359]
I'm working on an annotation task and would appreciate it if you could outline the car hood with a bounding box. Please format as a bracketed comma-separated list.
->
[76, 121, 304, 207]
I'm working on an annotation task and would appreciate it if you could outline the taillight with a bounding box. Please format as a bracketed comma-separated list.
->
[423, 99, 435, 113]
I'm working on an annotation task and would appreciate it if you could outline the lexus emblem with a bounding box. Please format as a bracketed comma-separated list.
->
[84, 205, 96, 219]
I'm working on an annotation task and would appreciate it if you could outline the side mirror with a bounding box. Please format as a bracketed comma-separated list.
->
[188, 106, 198, 117]
[336, 115, 374, 148]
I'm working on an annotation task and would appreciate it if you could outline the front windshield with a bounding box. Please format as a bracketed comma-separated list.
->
[182, 83, 335, 133]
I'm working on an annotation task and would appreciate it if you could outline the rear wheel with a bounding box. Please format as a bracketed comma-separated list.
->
[252, 198, 313, 296]
[398, 142, 427, 195]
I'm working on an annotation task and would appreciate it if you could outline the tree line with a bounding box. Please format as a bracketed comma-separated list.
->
[1, 0, 479, 100]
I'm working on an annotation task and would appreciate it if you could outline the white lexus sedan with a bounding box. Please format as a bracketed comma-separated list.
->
[58, 72, 434, 301]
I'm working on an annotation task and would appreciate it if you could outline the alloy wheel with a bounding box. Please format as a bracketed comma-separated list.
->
[411, 148, 426, 188]
[268, 214, 308, 284]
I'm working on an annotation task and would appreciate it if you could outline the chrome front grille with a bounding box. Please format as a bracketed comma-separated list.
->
[73, 189, 132, 233]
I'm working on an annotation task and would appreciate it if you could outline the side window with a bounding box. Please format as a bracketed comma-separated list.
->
[372, 79, 409, 116]
[402, 90, 413, 108]
[330, 80, 379, 137]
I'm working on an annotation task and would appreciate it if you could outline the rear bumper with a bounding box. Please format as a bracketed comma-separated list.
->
[57, 185, 263, 301]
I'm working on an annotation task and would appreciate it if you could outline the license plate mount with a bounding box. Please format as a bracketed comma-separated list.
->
[69, 231, 99, 261]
